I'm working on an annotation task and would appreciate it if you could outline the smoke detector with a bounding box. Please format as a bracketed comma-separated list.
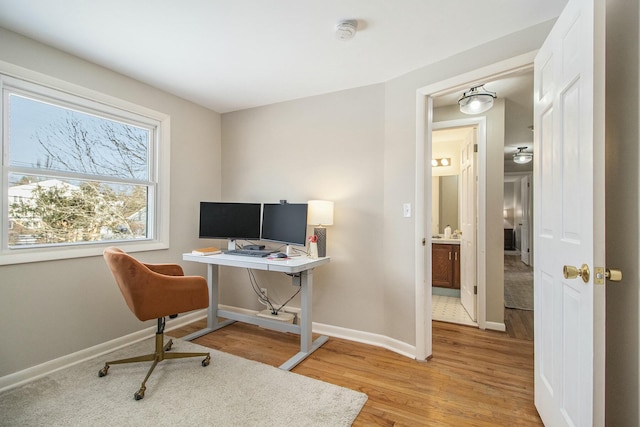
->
[335, 20, 358, 41]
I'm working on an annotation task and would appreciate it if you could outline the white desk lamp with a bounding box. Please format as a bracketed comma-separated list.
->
[307, 200, 334, 257]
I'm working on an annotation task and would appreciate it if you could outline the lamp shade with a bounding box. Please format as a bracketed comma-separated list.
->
[307, 200, 334, 226]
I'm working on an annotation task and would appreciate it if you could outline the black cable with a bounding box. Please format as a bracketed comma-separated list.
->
[246, 269, 274, 312]
[245, 269, 302, 315]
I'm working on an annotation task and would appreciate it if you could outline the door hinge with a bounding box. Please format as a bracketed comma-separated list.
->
[473, 144, 478, 153]
[474, 285, 478, 295]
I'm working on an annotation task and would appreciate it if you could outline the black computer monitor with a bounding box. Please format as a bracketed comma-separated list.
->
[199, 202, 262, 241]
[261, 203, 308, 246]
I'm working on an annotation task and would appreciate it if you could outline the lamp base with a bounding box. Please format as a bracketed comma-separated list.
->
[314, 227, 327, 257]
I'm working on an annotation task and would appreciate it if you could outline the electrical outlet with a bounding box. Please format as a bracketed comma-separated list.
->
[260, 287, 267, 298]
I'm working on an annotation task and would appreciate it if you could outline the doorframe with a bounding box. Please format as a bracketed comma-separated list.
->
[414, 50, 537, 360]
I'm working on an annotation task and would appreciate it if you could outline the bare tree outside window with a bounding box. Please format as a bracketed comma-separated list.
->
[7, 93, 153, 247]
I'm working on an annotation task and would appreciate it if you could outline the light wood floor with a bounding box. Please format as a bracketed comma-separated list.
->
[505, 307, 534, 341]
[169, 315, 540, 426]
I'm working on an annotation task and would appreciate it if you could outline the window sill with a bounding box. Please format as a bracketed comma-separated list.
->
[0, 240, 169, 265]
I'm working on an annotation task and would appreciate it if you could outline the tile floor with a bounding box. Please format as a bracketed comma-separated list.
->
[432, 294, 477, 326]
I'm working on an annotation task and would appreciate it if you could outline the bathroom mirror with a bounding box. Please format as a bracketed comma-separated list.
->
[432, 175, 459, 234]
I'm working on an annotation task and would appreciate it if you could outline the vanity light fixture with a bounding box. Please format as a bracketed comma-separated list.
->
[458, 85, 497, 115]
[432, 158, 451, 167]
[513, 147, 533, 164]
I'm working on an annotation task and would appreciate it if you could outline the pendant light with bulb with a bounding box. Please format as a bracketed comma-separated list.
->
[458, 85, 497, 115]
[513, 147, 533, 164]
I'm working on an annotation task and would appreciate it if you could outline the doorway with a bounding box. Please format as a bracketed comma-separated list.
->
[430, 125, 478, 327]
[414, 51, 537, 361]
[503, 173, 534, 340]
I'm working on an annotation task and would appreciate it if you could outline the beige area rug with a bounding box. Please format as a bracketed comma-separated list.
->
[0, 339, 367, 426]
[504, 255, 534, 311]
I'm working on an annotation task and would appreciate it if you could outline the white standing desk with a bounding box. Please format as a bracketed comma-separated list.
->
[182, 253, 330, 370]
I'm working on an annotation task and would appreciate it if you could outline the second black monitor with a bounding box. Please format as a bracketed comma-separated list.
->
[261, 203, 308, 246]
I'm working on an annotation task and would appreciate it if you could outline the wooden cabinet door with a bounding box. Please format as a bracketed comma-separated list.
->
[432, 244, 453, 287]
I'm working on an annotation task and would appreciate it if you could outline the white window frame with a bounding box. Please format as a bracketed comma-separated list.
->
[0, 62, 170, 265]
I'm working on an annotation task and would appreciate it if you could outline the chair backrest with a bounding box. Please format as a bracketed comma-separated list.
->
[103, 247, 208, 321]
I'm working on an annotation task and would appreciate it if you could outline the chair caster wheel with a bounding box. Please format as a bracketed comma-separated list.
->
[202, 355, 211, 367]
[98, 365, 109, 377]
[134, 388, 145, 400]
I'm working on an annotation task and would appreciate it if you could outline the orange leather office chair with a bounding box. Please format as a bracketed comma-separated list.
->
[99, 247, 211, 400]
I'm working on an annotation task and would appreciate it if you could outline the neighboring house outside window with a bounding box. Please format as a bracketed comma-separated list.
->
[1, 72, 170, 265]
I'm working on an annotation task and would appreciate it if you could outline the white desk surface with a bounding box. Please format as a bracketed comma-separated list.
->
[182, 252, 330, 273]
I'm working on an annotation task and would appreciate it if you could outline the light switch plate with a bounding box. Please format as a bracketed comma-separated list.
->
[403, 203, 411, 218]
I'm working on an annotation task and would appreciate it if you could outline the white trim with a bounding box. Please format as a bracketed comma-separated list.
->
[0, 310, 205, 393]
[0, 309, 420, 394]
[414, 93, 430, 361]
[485, 321, 507, 332]
[0, 61, 171, 265]
[219, 304, 418, 359]
[313, 322, 416, 360]
[414, 50, 538, 360]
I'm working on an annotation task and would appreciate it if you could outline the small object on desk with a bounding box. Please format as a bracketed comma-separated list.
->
[268, 252, 288, 259]
[308, 235, 318, 259]
[191, 246, 222, 256]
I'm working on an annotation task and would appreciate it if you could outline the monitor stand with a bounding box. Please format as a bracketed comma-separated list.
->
[285, 245, 301, 257]
[227, 240, 237, 251]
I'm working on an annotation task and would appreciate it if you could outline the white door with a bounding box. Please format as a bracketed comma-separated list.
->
[533, 0, 605, 425]
[520, 175, 531, 265]
[460, 128, 477, 320]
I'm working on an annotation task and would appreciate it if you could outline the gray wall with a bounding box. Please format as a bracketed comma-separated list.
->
[221, 23, 550, 344]
[0, 28, 222, 377]
[220, 85, 387, 334]
[605, 0, 640, 425]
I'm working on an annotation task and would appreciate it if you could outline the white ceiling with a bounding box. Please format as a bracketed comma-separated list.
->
[0, 0, 566, 114]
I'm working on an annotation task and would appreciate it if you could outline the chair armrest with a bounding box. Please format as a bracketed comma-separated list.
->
[144, 263, 184, 276]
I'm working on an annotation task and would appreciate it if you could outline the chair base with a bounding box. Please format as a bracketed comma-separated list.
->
[98, 320, 210, 400]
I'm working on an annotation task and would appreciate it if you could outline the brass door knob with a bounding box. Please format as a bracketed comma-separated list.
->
[563, 264, 590, 283]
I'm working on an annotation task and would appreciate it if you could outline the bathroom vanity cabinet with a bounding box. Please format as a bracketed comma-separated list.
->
[432, 242, 460, 289]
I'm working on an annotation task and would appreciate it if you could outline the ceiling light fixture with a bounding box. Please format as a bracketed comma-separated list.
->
[513, 147, 533, 164]
[335, 20, 358, 41]
[458, 85, 497, 115]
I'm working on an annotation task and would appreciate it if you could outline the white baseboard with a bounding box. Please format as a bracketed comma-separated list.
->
[485, 321, 507, 332]
[313, 322, 417, 359]
[221, 304, 417, 359]
[1, 307, 461, 392]
[0, 310, 207, 393]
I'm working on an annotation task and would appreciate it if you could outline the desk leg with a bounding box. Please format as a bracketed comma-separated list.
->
[182, 263, 234, 341]
[279, 268, 329, 371]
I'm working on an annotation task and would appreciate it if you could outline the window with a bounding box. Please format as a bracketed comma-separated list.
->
[1, 73, 170, 264]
